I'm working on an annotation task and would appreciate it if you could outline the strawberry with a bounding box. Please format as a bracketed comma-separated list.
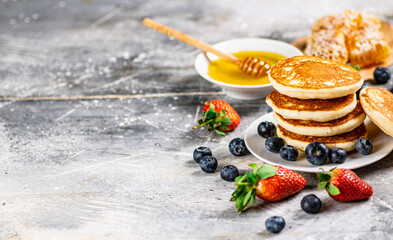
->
[193, 100, 240, 136]
[317, 168, 373, 202]
[231, 164, 306, 212]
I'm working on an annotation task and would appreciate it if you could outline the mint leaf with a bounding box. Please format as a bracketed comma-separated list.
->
[248, 163, 258, 174]
[256, 164, 278, 180]
[346, 63, 360, 72]
[327, 184, 340, 195]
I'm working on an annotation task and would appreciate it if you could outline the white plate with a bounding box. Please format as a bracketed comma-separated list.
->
[244, 112, 393, 173]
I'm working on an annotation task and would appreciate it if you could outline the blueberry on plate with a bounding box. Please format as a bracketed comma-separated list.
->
[356, 137, 373, 155]
[220, 165, 239, 181]
[265, 216, 285, 234]
[199, 156, 218, 173]
[328, 148, 347, 164]
[374, 67, 391, 84]
[301, 194, 322, 214]
[228, 138, 248, 156]
[305, 141, 329, 165]
[265, 137, 285, 153]
[280, 145, 298, 161]
[193, 147, 212, 163]
[257, 121, 276, 138]
[267, 106, 273, 113]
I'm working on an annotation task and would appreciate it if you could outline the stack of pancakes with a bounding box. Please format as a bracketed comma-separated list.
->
[266, 56, 366, 152]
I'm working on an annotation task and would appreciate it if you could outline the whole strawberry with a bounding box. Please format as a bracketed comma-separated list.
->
[193, 100, 240, 136]
[317, 168, 373, 202]
[231, 164, 306, 212]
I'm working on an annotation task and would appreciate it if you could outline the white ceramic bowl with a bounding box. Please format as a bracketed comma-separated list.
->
[194, 38, 303, 100]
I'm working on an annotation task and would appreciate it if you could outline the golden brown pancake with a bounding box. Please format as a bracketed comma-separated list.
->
[268, 56, 364, 99]
[266, 90, 357, 122]
[277, 124, 368, 152]
[360, 87, 393, 137]
[274, 101, 366, 136]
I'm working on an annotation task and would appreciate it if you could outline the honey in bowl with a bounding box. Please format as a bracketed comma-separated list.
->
[208, 51, 285, 85]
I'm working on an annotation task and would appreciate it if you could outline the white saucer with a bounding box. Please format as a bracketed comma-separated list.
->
[244, 112, 393, 173]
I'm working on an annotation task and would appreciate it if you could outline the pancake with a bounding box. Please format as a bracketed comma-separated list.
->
[268, 56, 364, 99]
[360, 87, 393, 137]
[266, 90, 357, 122]
[277, 124, 368, 152]
[273, 101, 365, 136]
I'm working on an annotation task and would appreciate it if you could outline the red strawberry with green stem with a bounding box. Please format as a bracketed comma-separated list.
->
[317, 168, 373, 202]
[231, 164, 306, 212]
[193, 100, 240, 136]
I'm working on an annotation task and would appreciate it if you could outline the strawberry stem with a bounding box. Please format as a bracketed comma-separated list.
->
[192, 119, 213, 129]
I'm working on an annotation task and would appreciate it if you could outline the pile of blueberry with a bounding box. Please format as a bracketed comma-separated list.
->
[258, 121, 373, 166]
[193, 138, 248, 181]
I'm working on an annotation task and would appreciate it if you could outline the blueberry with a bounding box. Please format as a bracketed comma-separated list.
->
[265, 137, 285, 153]
[267, 106, 273, 113]
[228, 138, 248, 156]
[356, 137, 373, 155]
[258, 121, 276, 138]
[220, 165, 239, 181]
[305, 141, 329, 165]
[374, 67, 391, 84]
[193, 147, 212, 163]
[328, 148, 347, 164]
[199, 156, 218, 173]
[265, 216, 285, 234]
[279, 145, 298, 161]
[301, 194, 322, 214]
[356, 82, 370, 100]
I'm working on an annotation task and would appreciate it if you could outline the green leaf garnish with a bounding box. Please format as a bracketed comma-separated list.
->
[346, 63, 360, 71]
[327, 184, 340, 195]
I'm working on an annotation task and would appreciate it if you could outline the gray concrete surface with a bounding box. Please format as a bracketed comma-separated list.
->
[1, 0, 393, 239]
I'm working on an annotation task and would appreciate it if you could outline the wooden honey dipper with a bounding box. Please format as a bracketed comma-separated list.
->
[142, 18, 271, 77]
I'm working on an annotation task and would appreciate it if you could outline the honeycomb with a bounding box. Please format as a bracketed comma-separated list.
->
[304, 10, 391, 67]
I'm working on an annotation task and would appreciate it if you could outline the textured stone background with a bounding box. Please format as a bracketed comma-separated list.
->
[1, 0, 393, 239]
